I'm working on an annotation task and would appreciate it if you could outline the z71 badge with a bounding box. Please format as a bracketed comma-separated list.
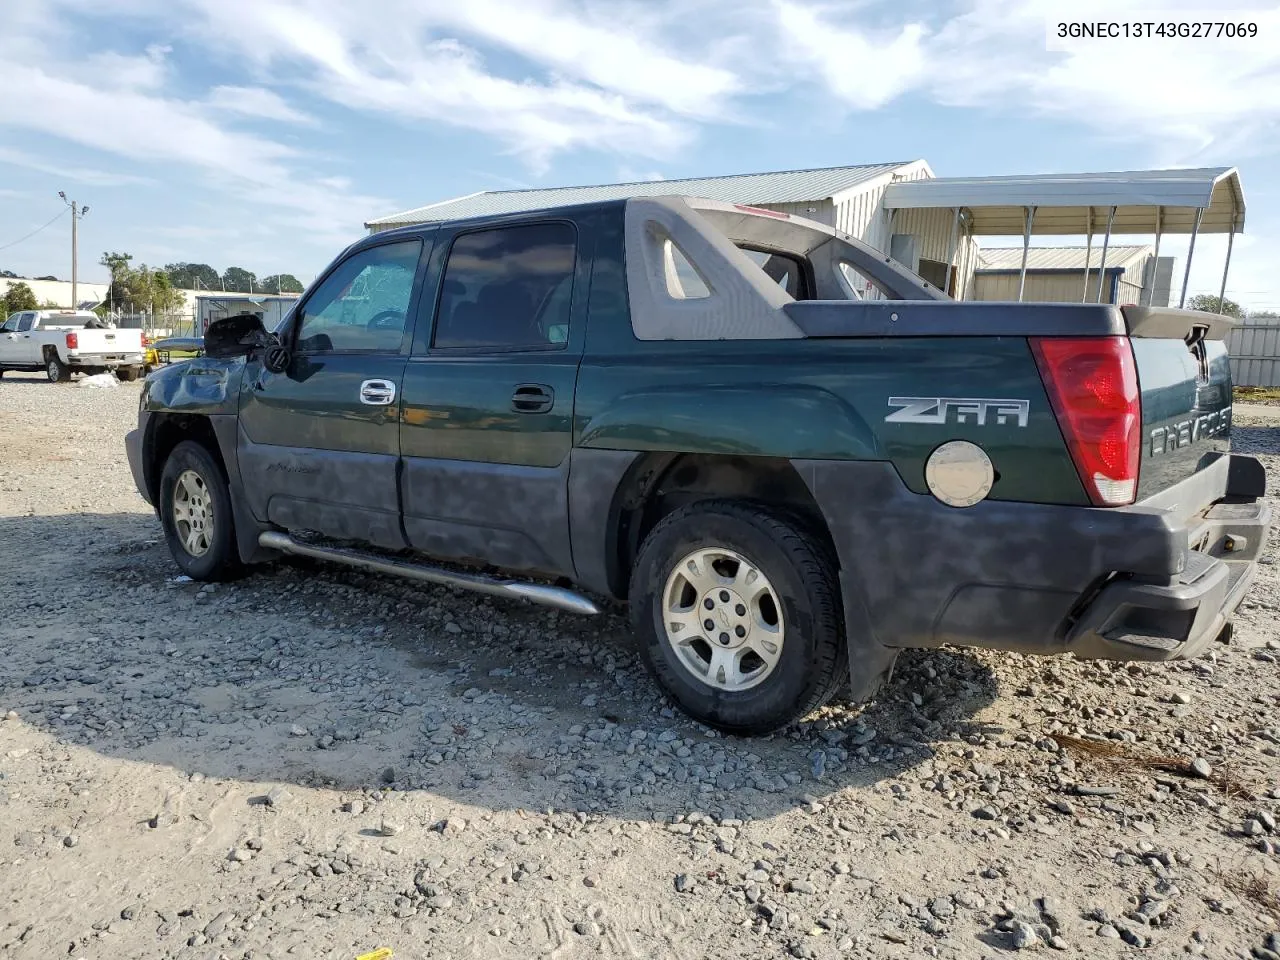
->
[885, 397, 1030, 427]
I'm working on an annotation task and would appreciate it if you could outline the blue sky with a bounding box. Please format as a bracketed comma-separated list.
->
[1, 0, 1278, 309]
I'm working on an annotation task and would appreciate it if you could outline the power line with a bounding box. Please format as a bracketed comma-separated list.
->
[0, 208, 69, 253]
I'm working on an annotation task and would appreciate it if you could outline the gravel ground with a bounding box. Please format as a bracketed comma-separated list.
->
[2, 369, 1280, 960]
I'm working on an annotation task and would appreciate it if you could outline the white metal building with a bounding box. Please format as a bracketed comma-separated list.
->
[970, 245, 1174, 306]
[0, 276, 109, 310]
[366, 162, 1245, 308]
[195, 294, 300, 334]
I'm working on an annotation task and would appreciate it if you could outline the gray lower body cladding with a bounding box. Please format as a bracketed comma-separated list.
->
[796, 454, 1270, 663]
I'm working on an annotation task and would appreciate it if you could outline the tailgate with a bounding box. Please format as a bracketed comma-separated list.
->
[74, 328, 143, 352]
[1123, 306, 1234, 500]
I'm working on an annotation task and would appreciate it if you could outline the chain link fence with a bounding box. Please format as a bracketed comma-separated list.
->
[109, 312, 200, 339]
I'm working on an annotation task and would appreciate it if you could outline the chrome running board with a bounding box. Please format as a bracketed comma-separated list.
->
[257, 530, 602, 616]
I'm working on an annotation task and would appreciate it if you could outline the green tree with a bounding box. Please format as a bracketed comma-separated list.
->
[103, 260, 186, 314]
[222, 266, 258, 293]
[3, 281, 39, 314]
[1187, 293, 1243, 318]
[258, 273, 304, 294]
[0, 269, 16, 279]
[149, 269, 184, 312]
[100, 251, 133, 280]
[164, 262, 221, 290]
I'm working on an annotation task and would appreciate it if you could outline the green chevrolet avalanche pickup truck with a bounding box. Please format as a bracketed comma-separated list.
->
[125, 196, 1270, 734]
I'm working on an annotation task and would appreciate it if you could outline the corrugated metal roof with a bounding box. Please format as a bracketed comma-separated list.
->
[884, 167, 1244, 235]
[366, 162, 914, 227]
[977, 244, 1152, 272]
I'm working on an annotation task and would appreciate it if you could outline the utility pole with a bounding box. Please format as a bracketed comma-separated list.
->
[58, 192, 89, 309]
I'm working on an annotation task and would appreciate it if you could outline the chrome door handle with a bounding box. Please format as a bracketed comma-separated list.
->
[511, 383, 554, 414]
[360, 379, 397, 406]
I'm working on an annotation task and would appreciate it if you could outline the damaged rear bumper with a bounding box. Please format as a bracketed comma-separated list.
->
[798, 452, 1270, 665]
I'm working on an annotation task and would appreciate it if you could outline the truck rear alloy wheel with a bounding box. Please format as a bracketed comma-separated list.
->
[662, 547, 784, 691]
[46, 356, 69, 382]
[630, 500, 847, 735]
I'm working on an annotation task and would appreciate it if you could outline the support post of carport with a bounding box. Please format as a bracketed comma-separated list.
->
[944, 206, 961, 297]
[1017, 206, 1036, 302]
[1144, 207, 1162, 306]
[1081, 209, 1093, 303]
[1095, 206, 1116, 303]
[1217, 205, 1236, 314]
[1179, 206, 1205, 308]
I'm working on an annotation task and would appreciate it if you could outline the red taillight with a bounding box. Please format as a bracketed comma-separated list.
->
[1030, 336, 1141, 506]
[65, 332, 78, 349]
[142, 333, 150, 347]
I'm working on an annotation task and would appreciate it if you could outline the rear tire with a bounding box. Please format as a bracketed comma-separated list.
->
[115, 367, 140, 382]
[629, 499, 847, 735]
[46, 355, 70, 383]
[159, 440, 240, 581]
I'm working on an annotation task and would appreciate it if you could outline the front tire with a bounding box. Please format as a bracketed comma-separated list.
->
[46, 355, 70, 383]
[159, 440, 240, 581]
[629, 500, 847, 735]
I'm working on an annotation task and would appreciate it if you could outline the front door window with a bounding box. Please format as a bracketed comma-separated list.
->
[296, 241, 422, 354]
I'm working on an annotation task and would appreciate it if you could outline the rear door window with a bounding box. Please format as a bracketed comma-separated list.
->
[429, 222, 577, 351]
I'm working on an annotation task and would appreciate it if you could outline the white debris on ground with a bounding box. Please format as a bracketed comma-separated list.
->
[75, 372, 120, 389]
[1, 369, 1279, 959]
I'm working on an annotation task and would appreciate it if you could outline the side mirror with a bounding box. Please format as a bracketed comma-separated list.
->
[204, 313, 275, 359]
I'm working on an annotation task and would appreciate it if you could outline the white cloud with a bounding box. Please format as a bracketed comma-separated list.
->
[80, 44, 171, 90]
[774, 1, 929, 110]
[0, 147, 154, 187]
[154, 0, 705, 168]
[206, 86, 317, 125]
[418, 0, 742, 120]
[781, 0, 1280, 162]
[0, 24, 385, 248]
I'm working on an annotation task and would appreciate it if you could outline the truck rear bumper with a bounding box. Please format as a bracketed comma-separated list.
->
[68, 353, 144, 367]
[797, 452, 1270, 665]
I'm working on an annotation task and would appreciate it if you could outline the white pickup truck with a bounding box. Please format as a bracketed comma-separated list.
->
[0, 310, 145, 382]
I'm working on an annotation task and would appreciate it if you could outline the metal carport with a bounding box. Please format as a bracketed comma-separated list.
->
[882, 167, 1245, 308]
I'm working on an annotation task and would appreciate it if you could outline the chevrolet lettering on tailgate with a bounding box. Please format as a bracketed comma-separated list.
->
[1150, 409, 1232, 456]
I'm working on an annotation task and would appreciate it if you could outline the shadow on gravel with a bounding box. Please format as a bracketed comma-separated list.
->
[1, 512, 998, 822]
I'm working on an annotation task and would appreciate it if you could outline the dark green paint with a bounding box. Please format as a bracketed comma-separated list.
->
[1133, 338, 1233, 500]
[574, 337, 1087, 505]
[239, 354, 404, 455]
